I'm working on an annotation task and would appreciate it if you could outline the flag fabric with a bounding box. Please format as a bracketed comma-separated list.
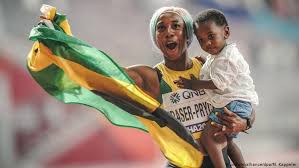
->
[27, 5, 204, 168]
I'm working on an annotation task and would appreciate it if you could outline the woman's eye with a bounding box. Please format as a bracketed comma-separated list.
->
[157, 25, 165, 31]
[173, 23, 180, 29]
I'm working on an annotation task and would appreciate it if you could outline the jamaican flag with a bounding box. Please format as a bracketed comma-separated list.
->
[27, 5, 204, 168]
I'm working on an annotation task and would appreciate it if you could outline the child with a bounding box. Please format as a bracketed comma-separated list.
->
[175, 9, 258, 168]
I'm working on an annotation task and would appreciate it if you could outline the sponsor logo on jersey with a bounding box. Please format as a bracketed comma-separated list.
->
[170, 92, 180, 104]
[162, 89, 213, 133]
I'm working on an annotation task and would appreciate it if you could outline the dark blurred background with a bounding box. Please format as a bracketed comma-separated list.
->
[0, 0, 299, 168]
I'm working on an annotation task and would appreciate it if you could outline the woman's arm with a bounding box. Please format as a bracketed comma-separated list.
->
[124, 65, 160, 99]
[212, 107, 256, 136]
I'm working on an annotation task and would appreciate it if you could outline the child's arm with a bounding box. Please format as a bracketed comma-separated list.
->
[174, 74, 218, 90]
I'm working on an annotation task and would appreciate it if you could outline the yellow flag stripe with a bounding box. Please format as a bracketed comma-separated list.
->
[59, 19, 73, 36]
[138, 117, 203, 168]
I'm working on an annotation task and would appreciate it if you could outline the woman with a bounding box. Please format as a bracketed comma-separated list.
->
[123, 7, 254, 168]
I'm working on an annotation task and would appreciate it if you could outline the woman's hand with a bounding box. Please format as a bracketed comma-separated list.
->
[212, 107, 248, 137]
[40, 4, 56, 20]
[38, 5, 55, 30]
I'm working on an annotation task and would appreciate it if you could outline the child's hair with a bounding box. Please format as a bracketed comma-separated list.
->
[194, 9, 228, 27]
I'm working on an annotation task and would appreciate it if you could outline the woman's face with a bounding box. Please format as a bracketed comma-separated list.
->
[155, 12, 187, 61]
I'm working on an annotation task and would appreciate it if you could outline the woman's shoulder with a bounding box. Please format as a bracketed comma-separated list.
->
[126, 65, 160, 98]
[153, 61, 165, 70]
[127, 64, 158, 77]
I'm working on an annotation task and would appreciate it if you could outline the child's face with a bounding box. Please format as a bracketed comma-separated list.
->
[194, 20, 229, 55]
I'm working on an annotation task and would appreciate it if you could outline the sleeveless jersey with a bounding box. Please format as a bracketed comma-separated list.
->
[155, 58, 213, 139]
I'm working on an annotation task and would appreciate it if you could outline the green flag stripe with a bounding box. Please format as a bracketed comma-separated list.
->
[54, 13, 67, 25]
[30, 26, 87, 46]
[28, 63, 147, 131]
[29, 26, 135, 84]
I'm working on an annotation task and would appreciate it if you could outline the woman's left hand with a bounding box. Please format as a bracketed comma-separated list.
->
[212, 107, 247, 137]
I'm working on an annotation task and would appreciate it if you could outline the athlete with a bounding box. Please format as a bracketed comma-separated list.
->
[124, 7, 255, 167]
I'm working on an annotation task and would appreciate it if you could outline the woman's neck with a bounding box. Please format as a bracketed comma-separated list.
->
[164, 51, 192, 71]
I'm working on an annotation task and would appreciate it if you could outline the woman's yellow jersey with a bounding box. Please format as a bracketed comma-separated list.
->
[155, 57, 213, 139]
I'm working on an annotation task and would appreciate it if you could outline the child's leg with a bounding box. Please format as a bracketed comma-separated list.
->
[201, 121, 227, 168]
[225, 100, 252, 168]
[227, 138, 246, 168]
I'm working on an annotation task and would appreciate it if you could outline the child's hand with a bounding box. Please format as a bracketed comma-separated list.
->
[174, 76, 192, 89]
[174, 74, 197, 90]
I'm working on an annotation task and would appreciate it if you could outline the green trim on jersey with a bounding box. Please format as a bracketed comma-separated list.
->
[157, 78, 172, 103]
[155, 57, 203, 101]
